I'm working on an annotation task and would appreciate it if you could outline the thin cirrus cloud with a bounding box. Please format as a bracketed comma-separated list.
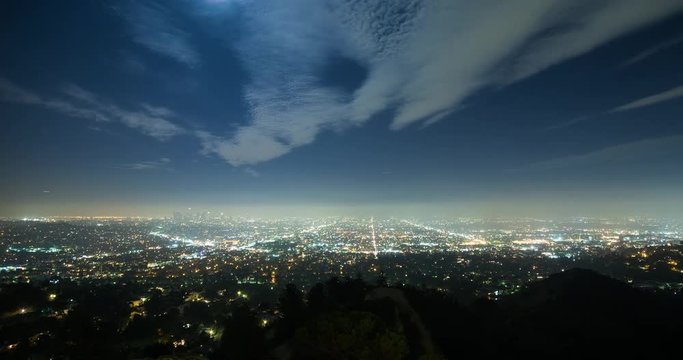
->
[619, 34, 683, 67]
[610, 85, 683, 113]
[125, 1, 200, 68]
[546, 84, 683, 130]
[0, 78, 184, 141]
[195, 0, 683, 166]
[525, 135, 683, 170]
[122, 157, 172, 170]
[243, 168, 260, 178]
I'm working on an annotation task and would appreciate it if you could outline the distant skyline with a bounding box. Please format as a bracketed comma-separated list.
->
[2, 1, 683, 218]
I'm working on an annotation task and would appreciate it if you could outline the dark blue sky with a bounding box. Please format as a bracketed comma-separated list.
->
[1, 0, 683, 218]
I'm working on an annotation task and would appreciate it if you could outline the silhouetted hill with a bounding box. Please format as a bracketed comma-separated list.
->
[495, 269, 681, 359]
[505, 268, 645, 307]
[262, 270, 683, 359]
[2, 269, 681, 359]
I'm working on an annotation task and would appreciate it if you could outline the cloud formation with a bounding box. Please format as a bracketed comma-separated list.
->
[123, 157, 172, 170]
[620, 34, 683, 67]
[525, 135, 683, 170]
[0, 78, 184, 140]
[243, 167, 260, 177]
[610, 85, 683, 113]
[196, 0, 683, 166]
[125, 1, 200, 67]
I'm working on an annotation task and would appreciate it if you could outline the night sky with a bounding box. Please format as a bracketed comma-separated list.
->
[1, 0, 683, 218]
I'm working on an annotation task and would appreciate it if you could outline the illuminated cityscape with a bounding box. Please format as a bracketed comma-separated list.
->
[0, 217, 683, 296]
[1, 215, 683, 358]
[2, 215, 683, 297]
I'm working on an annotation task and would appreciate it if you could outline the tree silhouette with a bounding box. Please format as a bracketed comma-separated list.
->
[214, 304, 265, 360]
[293, 310, 409, 360]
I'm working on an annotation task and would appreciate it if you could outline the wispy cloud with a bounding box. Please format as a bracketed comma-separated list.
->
[545, 84, 683, 130]
[140, 103, 176, 118]
[243, 167, 260, 177]
[125, 1, 200, 67]
[610, 85, 683, 113]
[523, 135, 683, 171]
[197, 0, 683, 166]
[0, 78, 184, 140]
[620, 34, 683, 67]
[122, 157, 172, 170]
[544, 115, 592, 132]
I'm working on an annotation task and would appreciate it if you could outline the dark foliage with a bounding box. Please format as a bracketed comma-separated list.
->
[1, 269, 682, 359]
